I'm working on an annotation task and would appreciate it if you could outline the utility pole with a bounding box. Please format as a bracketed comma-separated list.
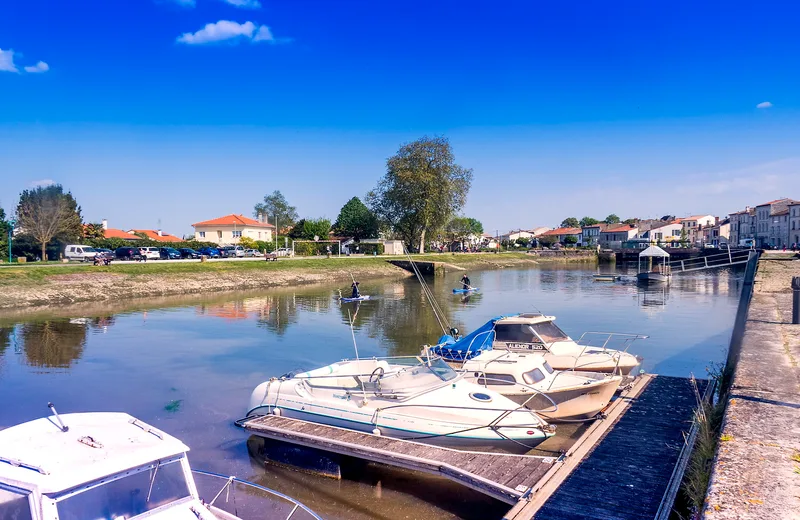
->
[275, 215, 278, 251]
[7, 219, 14, 263]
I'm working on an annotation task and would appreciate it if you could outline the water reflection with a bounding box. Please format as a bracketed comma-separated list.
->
[21, 320, 87, 370]
[0, 265, 746, 520]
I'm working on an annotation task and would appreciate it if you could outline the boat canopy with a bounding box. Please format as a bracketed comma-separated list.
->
[638, 245, 670, 258]
[430, 317, 505, 361]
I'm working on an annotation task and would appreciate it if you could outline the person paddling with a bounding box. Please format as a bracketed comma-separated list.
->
[351, 281, 361, 299]
[461, 274, 471, 291]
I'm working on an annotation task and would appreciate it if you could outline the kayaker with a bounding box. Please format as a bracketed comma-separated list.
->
[351, 281, 361, 299]
[461, 274, 471, 290]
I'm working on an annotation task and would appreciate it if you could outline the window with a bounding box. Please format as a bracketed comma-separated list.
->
[258, 232, 262, 239]
[55, 459, 189, 520]
[0, 487, 33, 520]
[199, 231, 205, 238]
[232, 230, 242, 238]
[523, 368, 546, 384]
[476, 373, 517, 385]
[217, 230, 223, 239]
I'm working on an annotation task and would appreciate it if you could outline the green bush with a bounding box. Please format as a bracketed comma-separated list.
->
[292, 241, 341, 256]
[357, 243, 384, 255]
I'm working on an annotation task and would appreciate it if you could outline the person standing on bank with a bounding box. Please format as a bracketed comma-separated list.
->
[461, 274, 471, 290]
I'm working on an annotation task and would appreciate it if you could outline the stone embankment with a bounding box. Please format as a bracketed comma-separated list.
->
[704, 258, 800, 519]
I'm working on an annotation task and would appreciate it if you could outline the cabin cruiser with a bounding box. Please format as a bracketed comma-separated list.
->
[247, 356, 555, 453]
[435, 314, 645, 375]
[425, 341, 622, 421]
[0, 406, 321, 520]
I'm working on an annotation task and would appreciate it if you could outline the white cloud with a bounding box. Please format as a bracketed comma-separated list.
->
[0, 48, 19, 73]
[30, 179, 55, 188]
[24, 61, 49, 73]
[253, 25, 273, 42]
[756, 101, 773, 109]
[176, 20, 278, 45]
[223, 0, 261, 9]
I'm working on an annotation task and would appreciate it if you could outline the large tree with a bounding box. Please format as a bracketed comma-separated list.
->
[288, 218, 331, 240]
[333, 197, 380, 240]
[579, 216, 599, 227]
[16, 184, 83, 261]
[254, 190, 298, 230]
[560, 217, 579, 228]
[368, 136, 473, 253]
[604, 214, 620, 224]
[445, 216, 484, 247]
[83, 222, 106, 241]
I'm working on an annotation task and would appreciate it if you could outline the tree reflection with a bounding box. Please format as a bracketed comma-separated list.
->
[21, 320, 87, 369]
[0, 326, 12, 358]
[255, 295, 299, 336]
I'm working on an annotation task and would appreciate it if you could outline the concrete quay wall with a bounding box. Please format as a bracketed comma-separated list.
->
[704, 258, 800, 519]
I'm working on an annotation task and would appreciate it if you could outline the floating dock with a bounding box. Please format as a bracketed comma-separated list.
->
[240, 373, 705, 519]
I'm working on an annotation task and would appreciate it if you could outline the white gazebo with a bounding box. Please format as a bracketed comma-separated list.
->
[637, 245, 672, 284]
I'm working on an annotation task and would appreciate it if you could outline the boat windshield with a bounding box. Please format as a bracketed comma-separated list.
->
[494, 321, 569, 345]
[530, 322, 570, 343]
[425, 357, 458, 382]
[55, 459, 190, 520]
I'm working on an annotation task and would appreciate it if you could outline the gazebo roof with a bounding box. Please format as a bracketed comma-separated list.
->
[639, 245, 670, 258]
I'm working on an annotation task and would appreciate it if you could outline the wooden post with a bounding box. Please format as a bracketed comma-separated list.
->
[792, 276, 800, 325]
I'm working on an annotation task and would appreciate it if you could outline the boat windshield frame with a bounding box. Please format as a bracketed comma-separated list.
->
[494, 320, 571, 346]
[373, 355, 459, 382]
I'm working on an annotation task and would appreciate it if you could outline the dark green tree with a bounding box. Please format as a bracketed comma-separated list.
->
[367, 136, 473, 253]
[0, 207, 7, 261]
[560, 217, 579, 228]
[579, 216, 599, 227]
[564, 235, 579, 245]
[254, 190, 299, 230]
[623, 218, 638, 225]
[16, 184, 83, 261]
[83, 222, 106, 241]
[604, 214, 621, 224]
[288, 218, 331, 240]
[465, 217, 484, 236]
[332, 197, 379, 240]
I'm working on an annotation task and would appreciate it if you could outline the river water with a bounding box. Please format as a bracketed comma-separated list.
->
[0, 264, 743, 519]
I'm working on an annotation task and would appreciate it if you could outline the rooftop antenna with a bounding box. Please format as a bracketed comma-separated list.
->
[48, 402, 69, 432]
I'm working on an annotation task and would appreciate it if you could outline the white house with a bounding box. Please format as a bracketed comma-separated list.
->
[192, 214, 274, 245]
[681, 215, 716, 246]
[639, 221, 683, 244]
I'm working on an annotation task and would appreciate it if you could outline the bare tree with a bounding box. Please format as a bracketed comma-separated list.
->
[16, 185, 82, 261]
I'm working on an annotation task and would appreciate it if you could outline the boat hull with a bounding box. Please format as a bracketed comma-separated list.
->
[637, 272, 671, 284]
[507, 377, 620, 421]
[248, 406, 549, 454]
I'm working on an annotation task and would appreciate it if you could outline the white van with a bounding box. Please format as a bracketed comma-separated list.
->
[65, 245, 98, 262]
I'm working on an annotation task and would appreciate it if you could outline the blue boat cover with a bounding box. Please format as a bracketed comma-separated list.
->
[430, 316, 505, 361]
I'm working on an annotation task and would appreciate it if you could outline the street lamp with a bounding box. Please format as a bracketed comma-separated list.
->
[7, 218, 15, 263]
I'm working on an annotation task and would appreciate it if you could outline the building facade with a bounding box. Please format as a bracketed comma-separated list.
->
[639, 222, 683, 244]
[540, 227, 582, 245]
[755, 199, 797, 248]
[681, 215, 716, 246]
[599, 224, 638, 247]
[729, 208, 755, 246]
[192, 214, 274, 245]
[790, 202, 800, 248]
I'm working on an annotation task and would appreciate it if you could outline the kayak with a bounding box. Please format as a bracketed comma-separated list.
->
[340, 295, 371, 302]
[452, 287, 479, 294]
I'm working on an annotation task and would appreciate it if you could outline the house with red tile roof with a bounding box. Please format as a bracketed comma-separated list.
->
[599, 224, 638, 246]
[192, 213, 274, 245]
[540, 227, 582, 244]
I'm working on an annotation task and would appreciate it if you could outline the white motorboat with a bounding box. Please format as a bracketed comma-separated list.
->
[435, 314, 645, 375]
[0, 405, 321, 520]
[247, 356, 555, 453]
[637, 245, 672, 284]
[428, 347, 623, 421]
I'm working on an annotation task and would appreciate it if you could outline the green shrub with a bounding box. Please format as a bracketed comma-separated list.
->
[357, 242, 384, 255]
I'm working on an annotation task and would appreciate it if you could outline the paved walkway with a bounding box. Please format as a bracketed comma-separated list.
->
[704, 259, 800, 519]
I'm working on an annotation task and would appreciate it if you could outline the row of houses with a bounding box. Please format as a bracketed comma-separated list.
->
[93, 214, 277, 244]
[491, 215, 729, 249]
[729, 198, 800, 249]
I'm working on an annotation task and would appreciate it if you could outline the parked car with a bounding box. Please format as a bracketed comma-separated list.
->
[64, 245, 98, 262]
[196, 247, 221, 258]
[219, 245, 245, 258]
[275, 247, 294, 257]
[139, 247, 160, 260]
[245, 249, 264, 257]
[179, 247, 201, 259]
[159, 247, 181, 260]
[115, 246, 144, 261]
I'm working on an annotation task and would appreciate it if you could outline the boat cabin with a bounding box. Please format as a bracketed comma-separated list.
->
[0, 412, 212, 520]
[492, 314, 573, 351]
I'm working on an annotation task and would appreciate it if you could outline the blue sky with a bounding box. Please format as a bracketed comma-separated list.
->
[1, 0, 799, 236]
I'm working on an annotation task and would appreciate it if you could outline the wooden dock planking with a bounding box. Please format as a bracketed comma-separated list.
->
[242, 414, 556, 504]
[530, 375, 706, 520]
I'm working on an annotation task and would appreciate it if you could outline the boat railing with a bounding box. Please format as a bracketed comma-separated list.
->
[192, 469, 322, 520]
[571, 332, 647, 374]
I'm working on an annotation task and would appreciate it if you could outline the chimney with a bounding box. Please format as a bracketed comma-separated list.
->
[158, 229, 162, 237]
[102, 219, 108, 230]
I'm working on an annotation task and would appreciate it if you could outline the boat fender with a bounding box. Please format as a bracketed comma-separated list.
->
[372, 428, 382, 436]
[272, 408, 282, 416]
